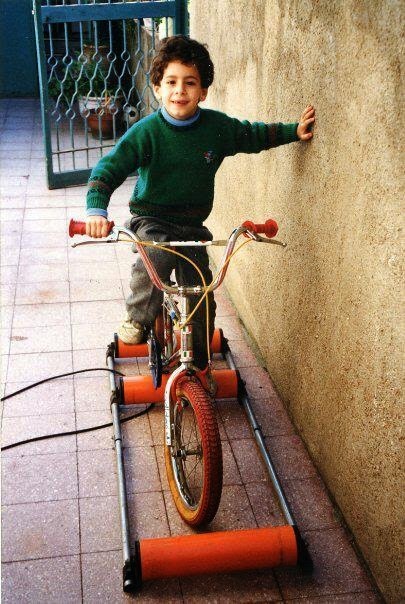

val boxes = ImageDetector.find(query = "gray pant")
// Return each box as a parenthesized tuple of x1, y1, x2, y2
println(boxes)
(125, 216, 216, 369)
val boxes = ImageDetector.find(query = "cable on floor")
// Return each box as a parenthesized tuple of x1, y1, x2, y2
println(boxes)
(1, 367, 153, 451)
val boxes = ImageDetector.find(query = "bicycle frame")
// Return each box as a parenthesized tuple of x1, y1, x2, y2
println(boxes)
(72, 221, 285, 447)
(69, 219, 314, 590)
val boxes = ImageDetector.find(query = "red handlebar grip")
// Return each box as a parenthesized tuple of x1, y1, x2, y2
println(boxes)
(68, 219, 115, 237)
(242, 219, 278, 238)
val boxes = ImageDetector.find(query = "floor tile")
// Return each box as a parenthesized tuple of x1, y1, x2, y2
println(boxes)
(214, 290, 238, 317)
(15, 281, 70, 305)
(0, 208, 24, 222)
(2, 378, 74, 417)
(5, 350, 72, 382)
(275, 527, 373, 600)
(147, 405, 165, 446)
(78, 447, 117, 498)
(283, 592, 382, 603)
(20, 230, 68, 248)
(24, 207, 66, 221)
(25, 195, 68, 208)
(22, 219, 67, 234)
(121, 409, 153, 448)
(79, 491, 170, 553)
(264, 434, 318, 482)
(76, 410, 115, 451)
(238, 365, 278, 398)
(155, 444, 170, 492)
(72, 321, 120, 350)
(230, 437, 270, 484)
(1, 354, 9, 384)
(217, 315, 246, 340)
(2, 451, 78, 504)
(222, 440, 243, 486)
(210, 484, 258, 532)
(68, 243, 118, 263)
(10, 324, 72, 354)
(73, 348, 125, 375)
(1, 247, 20, 266)
(73, 375, 112, 412)
(2, 499, 80, 562)
(1, 555, 82, 604)
(12, 302, 70, 327)
(70, 299, 124, 324)
(19, 246, 68, 265)
(250, 395, 296, 436)
(1, 412, 76, 457)
(180, 568, 282, 603)
(245, 481, 286, 527)
(70, 278, 124, 302)
(0, 265, 18, 284)
(1, 283, 16, 306)
(68, 261, 120, 281)
(18, 262, 69, 283)
(282, 476, 339, 531)
(81, 550, 183, 603)
(1, 232, 22, 249)
(0, 195, 26, 209)
(127, 490, 171, 540)
(79, 495, 123, 553)
(0, 304, 13, 329)
(124, 445, 162, 494)
(218, 398, 253, 439)
(164, 484, 257, 537)
(1, 327, 11, 354)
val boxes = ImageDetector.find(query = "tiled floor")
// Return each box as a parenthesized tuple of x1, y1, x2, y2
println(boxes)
(1, 99, 382, 603)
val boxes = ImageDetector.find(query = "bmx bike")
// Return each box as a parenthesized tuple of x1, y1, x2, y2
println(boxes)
(69, 218, 311, 592)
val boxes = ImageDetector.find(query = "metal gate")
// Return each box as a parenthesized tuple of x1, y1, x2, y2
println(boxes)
(33, 0, 188, 189)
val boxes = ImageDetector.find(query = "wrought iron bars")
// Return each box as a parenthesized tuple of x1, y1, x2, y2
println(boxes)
(33, 0, 187, 188)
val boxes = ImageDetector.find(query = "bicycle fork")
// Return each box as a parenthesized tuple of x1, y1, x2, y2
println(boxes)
(164, 293, 194, 447)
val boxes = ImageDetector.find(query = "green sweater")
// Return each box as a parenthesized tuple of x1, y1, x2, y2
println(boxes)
(87, 108, 299, 226)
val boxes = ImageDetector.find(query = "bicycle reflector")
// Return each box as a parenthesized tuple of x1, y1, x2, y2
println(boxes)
(242, 219, 278, 238)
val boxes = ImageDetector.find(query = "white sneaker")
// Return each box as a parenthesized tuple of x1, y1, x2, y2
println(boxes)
(117, 314, 144, 344)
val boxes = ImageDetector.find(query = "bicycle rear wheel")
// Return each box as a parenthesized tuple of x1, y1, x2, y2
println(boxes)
(164, 377, 223, 526)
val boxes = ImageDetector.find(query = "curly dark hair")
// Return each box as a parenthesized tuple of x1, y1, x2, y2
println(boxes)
(150, 35, 214, 88)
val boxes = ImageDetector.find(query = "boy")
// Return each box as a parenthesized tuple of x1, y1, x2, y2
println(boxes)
(85, 35, 315, 369)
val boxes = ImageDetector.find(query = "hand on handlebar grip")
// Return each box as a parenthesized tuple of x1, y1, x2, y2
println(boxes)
(69, 219, 115, 238)
(242, 219, 278, 238)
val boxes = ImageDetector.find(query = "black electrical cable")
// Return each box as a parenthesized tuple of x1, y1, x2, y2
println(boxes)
(0, 367, 153, 451)
(0, 367, 125, 402)
(1, 405, 154, 451)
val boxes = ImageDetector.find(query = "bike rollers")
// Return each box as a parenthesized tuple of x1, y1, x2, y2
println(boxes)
(114, 326, 223, 359)
(106, 333, 312, 593)
(119, 369, 239, 404)
(114, 327, 239, 403)
(124, 525, 310, 590)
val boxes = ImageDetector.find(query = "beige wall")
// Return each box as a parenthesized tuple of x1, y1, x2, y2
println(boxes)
(191, 1, 404, 601)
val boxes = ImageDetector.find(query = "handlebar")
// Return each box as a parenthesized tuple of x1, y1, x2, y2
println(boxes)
(242, 219, 278, 238)
(68, 217, 285, 295)
(69, 218, 278, 240)
(69, 219, 115, 237)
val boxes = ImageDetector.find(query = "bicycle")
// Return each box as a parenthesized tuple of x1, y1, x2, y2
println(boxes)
(69, 217, 285, 527)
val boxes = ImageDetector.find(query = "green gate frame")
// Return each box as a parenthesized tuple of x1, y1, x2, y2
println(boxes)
(32, 0, 188, 189)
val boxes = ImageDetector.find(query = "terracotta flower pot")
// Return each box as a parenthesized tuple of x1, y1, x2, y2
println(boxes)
(87, 108, 115, 139)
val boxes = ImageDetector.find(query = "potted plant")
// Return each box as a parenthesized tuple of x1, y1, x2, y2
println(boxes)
(48, 59, 122, 138)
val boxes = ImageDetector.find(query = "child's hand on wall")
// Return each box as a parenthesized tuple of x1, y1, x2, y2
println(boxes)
(297, 105, 316, 141)
(86, 215, 109, 238)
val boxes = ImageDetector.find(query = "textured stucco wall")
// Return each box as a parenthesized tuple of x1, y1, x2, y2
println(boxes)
(190, 1, 404, 601)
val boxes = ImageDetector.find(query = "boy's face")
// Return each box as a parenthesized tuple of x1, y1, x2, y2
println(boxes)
(153, 61, 208, 120)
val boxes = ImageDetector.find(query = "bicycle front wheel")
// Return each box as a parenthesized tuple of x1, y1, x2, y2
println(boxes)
(164, 378, 223, 526)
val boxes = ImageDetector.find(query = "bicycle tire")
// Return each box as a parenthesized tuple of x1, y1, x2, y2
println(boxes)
(164, 377, 223, 526)
(149, 334, 162, 389)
